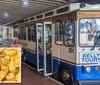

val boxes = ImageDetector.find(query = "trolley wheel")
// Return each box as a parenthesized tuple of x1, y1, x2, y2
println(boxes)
(57, 67, 73, 85)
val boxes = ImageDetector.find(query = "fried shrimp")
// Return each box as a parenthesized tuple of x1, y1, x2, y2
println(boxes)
(0, 48, 21, 83)
(0, 48, 4, 53)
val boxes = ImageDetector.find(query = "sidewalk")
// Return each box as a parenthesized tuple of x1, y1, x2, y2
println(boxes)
(0, 64, 62, 85)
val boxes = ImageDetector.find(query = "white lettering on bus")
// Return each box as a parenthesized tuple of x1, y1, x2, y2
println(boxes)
(81, 53, 100, 62)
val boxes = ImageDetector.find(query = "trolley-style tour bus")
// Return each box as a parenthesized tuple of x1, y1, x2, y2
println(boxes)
(13, 3, 100, 85)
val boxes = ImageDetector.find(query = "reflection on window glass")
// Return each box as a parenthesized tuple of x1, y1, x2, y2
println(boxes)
(55, 19, 63, 45)
(45, 24, 51, 42)
(79, 18, 100, 46)
(45, 24, 52, 52)
(64, 18, 75, 46)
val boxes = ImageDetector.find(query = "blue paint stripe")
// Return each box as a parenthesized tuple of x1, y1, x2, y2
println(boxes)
(23, 48, 100, 81)
(53, 57, 100, 81)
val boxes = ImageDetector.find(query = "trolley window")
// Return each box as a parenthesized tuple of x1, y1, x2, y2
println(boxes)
(13, 27, 16, 37)
(79, 18, 100, 46)
(37, 24, 43, 42)
(55, 19, 63, 45)
(18, 25, 20, 39)
(20, 25, 24, 40)
(64, 18, 75, 46)
(13, 26, 19, 38)
(28, 25, 32, 41)
(18, 26, 20, 39)
(23, 24, 26, 40)
(31, 24, 36, 41)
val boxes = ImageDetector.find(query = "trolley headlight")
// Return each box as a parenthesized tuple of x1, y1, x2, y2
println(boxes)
(86, 66, 91, 73)
(95, 66, 99, 71)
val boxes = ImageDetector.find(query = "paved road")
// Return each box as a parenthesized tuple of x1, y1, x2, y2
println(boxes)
(0, 39, 13, 47)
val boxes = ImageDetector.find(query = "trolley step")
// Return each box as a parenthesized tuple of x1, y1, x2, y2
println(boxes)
(79, 81, 100, 85)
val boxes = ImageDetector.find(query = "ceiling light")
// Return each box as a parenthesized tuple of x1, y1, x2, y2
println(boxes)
(23, 0, 28, 6)
(4, 12, 8, 17)
(24, 1, 28, 5)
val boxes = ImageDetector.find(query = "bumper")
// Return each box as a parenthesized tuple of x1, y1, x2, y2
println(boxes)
(79, 81, 100, 85)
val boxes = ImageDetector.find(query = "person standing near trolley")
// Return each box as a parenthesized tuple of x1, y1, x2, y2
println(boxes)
(10, 37, 23, 55)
